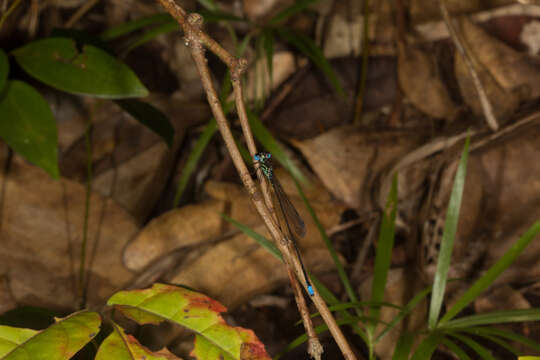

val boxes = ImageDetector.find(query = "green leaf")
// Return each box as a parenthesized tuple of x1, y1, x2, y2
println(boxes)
(220, 213, 282, 261)
(96, 322, 179, 359)
(448, 332, 495, 360)
(100, 13, 173, 40)
(173, 119, 217, 206)
(115, 99, 174, 147)
(440, 220, 540, 325)
(376, 285, 432, 342)
(441, 337, 471, 360)
(429, 135, 470, 328)
(466, 327, 540, 353)
(122, 21, 180, 55)
(392, 333, 414, 360)
(0, 311, 100, 359)
(261, 30, 274, 82)
(0, 80, 59, 178)
(276, 28, 344, 96)
(442, 309, 540, 329)
(13, 38, 148, 99)
(0, 49, 8, 92)
(108, 283, 270, 360)
(246, 107, 306, 184)
(369, 174, 398, 330)
(199, 9, 245, 23)
(269, 0, 320, 25)
(410, 332, 443, 360)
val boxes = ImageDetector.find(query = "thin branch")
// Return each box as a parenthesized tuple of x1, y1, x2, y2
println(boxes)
(439, 0, 498, 131)
(155, 2, 357, 359)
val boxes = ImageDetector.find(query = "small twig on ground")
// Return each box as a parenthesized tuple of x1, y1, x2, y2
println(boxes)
(439, 0, 498, 131)
(65, 0, 99, 28)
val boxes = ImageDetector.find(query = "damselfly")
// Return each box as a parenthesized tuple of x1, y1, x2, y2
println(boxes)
(254, 152, 314, 296)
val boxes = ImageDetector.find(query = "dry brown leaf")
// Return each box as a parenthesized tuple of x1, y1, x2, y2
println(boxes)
(459, 17, 540, 99)
(0, 151, 137, 310)
(59, 97, 209, 223)
(292, 126, 427, 209)
(124, 175, 344, 306)
(475, 285, 530, 313)
(398, 44, 459, 119)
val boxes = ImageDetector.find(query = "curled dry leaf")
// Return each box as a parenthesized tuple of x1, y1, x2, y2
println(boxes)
(458, 17, 540, 100)
(454, 17, 528, 122)
(292, 125, 427, 209)
(398, 43, 458, 119)
(124, 175, 343, 307)
(0, 150, 137, 310)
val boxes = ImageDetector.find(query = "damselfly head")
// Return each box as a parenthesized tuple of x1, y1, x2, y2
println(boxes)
(254, 152, 271, 162)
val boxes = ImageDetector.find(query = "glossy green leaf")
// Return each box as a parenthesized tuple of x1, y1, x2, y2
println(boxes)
(0, 49, 8, 92)
(448, 332, 495, 360)
(0, 311, 100, 359)
(108, 283, 270, 360)
(96, 322, 179, 360)
(392, 333, 414, 360)
(100, 13, 173, 40)
(429, 135, 470, 328)
(369, 174, 398, 331)
(115, 99, 174, 147)
(440, 220, 540, 325)
(13, 38, 148, 98)
(269, 0, 320, 25)
(0, 80, 59, 178)
(276, 28, 344, 96)
(173, 119, 217, 206)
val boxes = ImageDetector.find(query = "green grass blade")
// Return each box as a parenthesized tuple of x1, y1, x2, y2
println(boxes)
(440, 220, 540, 325)
(276, 28, 344, 96)
(369, 174, 398, 331)
(448, 332, 495, 360)
(246, 108, 306, 184)
(392, 333, 414, 360)
(220, 213, 282, 261)
(100, 13, 173, 40)
(376, 285, 432, 342)
(429, 135, 470, 329)
(261, 29, 274, 82)
(269, 0, 320, 25)
(465, 327, 540, 353)
(442, 309, 540, 329)
(122, 21, 180, 55)
(442, 337, 472, 360)
(275, 318, 368, 360)
(292, 177, 359, 306)
(411, 332, 444, 360)
(173, 119, 217, 206)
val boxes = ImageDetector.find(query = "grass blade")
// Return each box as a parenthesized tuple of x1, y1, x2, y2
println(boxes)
(440, 220, 540, 325)
(429, 135, 470, 329)
(448, 332, 495, 360)
(442, 337, 471, 360)
(410, 332, 444, 360)
(276, 28, 344, 96)
(442, 309, 540, 329)
(269, 0, 320, 25)
(392, 333, 414, 360)
(465, 327, 540, 353)
(369, 174, 398, 331)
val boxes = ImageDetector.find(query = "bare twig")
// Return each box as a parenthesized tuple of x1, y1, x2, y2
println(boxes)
(65, 0, 99, 28)
(155, 1, 357, 358)
(439, 0, 498, 131)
